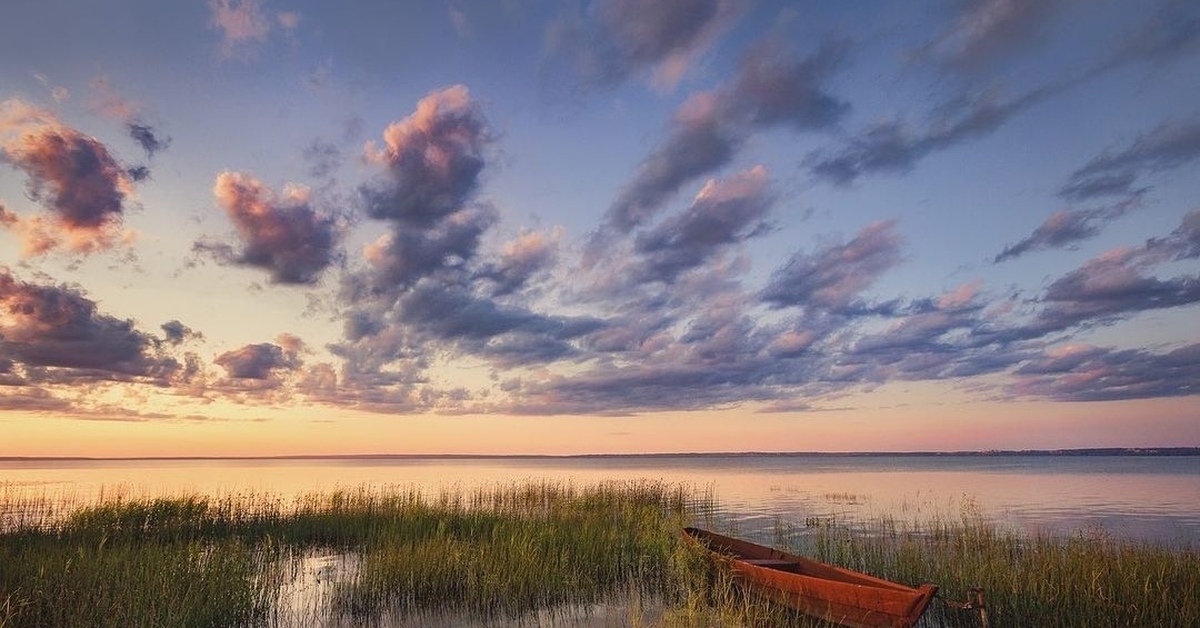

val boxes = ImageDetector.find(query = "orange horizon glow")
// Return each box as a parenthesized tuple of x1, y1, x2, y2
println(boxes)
(6, 392, 1197, 459)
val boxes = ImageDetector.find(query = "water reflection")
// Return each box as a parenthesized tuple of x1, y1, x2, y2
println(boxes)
(3, 454, 1198, 543)
(269, 550, 668, 628)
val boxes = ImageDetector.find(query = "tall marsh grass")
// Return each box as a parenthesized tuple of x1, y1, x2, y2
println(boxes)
(2, 482, 1197, 627)
(801, 513, 1200, 628)
(0, 481, 712, 627)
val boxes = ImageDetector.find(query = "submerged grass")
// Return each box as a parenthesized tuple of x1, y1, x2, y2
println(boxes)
(1, 482, 1197, 627)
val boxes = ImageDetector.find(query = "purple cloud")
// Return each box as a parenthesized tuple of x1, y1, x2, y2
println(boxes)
(601, 94, 740, 239)
(546, 0, 744, 89)
(730, 37, 852, 130)
(597, 38, 849, 243)
(358, 203, 496, 293)
(161, 320, 202, 345)
(761, 221, 904, 312)
(1026, 211, 1200, 332)
(204, 171, 341, 285)
(127, 121, 170, 158)
(1012, 343, 1200, 401)
(630, 165, 773, 283)
(480, 229, 561, 296)
(0, 268, 177, 382)
(505, 349, 787, 416)
(1159, 208, 1200, 259)
(994, 198, 1139, 262)
(394, 281, 601, 362)
(1111, 0, 1200, 66)
(335, 86, 605, 393)
(358, 86, 490, 228)
(336, 88, 506, 383)
(0, 99, 136, 253)
(214, 338, 302, 380)
(1060, 116, 1200, 201)
(808, 85, 1050, 186)
(913, 0, 1072, 70)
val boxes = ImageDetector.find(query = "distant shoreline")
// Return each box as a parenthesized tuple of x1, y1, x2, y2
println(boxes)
(3, 447, 1198, 462)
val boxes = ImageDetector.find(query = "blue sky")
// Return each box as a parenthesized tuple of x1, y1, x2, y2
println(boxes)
(1, 0, 1198, 455)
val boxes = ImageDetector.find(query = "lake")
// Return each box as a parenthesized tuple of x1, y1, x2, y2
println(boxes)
(4, 453, 1198, 545)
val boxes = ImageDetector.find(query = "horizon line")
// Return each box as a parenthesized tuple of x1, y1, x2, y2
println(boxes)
(3, 446, 1198, 462)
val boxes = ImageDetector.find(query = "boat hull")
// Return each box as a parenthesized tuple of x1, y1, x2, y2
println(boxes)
(682, 527, 937, 628)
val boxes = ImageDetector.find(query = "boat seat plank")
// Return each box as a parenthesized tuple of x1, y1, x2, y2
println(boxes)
(743, 558, 799, 568)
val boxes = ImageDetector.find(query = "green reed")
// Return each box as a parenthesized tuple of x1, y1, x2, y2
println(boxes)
(0, 481, 713, 628)
(800, 513, 1200, 628)
(0, 534, 272, 628)
(329, 481, 697, 621)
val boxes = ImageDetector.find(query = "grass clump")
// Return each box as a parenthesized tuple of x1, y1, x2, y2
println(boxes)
(328, 481, 695, 621)
(0, 535, 271, 628)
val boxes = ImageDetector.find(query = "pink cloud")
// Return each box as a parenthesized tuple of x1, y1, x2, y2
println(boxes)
(937, 280, 983, 310)
(207, 171, 340, 284)
(0, 99, 137, 255)
(209, 0, 298, 58)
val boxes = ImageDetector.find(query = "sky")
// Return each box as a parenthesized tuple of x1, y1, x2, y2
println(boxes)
(1, 0, 1198, 457)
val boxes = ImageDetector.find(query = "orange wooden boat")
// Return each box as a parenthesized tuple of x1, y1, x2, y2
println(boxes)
(682, 527, 938, 628)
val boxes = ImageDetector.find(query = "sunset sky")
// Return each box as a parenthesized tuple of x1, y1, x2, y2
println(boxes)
(2, 0, 1198, 457)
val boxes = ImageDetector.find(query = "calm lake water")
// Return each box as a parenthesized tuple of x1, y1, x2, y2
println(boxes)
(3, 454, 1198, 544)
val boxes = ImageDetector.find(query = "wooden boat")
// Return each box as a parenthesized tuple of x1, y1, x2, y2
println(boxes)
(682, 527, 938, 628)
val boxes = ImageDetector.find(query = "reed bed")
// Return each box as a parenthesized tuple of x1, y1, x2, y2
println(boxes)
(0, 481, 716, 627)
(2, 482, 1197, 628)
(334, 483, 682, 618)
(797, 514, 1200, 628)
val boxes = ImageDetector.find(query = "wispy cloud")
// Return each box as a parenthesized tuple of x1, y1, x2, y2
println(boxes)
(1029, 211, 1200, 332)
(1059, 115, 1200, 201)
(912, 0, 1073, 71)
(994, 197, 1140, 262)
(479, 228, 562, 296)
(761, 221, 904, 313)
(546, 0, 745, 90)
(209, 0, 297, 59)
(89, 77, 171, 161)
(1108, 0, 1200, 67)
(629, 164, 773, 284)
(1012, 342, 1200, 401)
(591, 37, 848, 254)
(808, 84, 1051, 186)
(127, 122, 170, 158)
